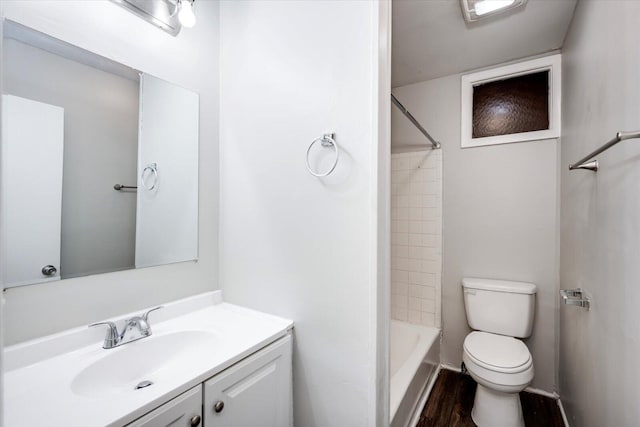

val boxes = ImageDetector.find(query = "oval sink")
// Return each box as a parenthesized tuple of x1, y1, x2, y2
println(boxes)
(71, 331, 217, 398)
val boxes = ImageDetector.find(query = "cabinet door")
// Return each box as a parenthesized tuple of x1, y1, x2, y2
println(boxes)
(203, 334, 292, 427)
(127, 385, 203, 427)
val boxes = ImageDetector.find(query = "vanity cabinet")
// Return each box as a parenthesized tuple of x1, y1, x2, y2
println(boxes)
(125, 334, 292, 427)
(203, 334, 293, 427)
(127, 386, 203, 427)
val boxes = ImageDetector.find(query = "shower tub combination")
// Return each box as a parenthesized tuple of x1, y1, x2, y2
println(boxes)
(390, 320, 440, 427)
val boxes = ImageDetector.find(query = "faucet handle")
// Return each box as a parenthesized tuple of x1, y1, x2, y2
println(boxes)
(142, 306, 164, 322)
(89, 321, 119, 349)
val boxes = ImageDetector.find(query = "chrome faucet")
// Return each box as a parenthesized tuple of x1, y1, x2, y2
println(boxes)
(89, 306, 163, 349)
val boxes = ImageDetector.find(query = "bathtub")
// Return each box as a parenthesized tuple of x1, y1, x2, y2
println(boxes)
(390, 320, 440, 427)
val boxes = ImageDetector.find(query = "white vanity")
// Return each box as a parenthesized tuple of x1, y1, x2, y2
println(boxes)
(3, 291, 294, 427)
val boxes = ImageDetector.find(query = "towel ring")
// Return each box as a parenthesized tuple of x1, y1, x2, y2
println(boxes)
(141, 163, 158, 190)
(306, 133, 339, 177)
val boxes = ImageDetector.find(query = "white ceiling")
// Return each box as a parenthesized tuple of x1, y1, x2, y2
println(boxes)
(392, 0, 577, 88)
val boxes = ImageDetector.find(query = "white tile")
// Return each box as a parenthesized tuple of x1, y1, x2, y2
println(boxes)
(408, 309, 421, 324)
(392, 282, 408, 296)
(422, 285, 436, 299)
(409, 221, 423, 234)
(422, 299, 436, 313)
(408, 259, 421, 272)
(423, 274, 436, 287)
(422, 208, 439, 220)
(396, 257, 409, 271)
(409, 195, 422, 208)
(408, 234, 421, 247)
(408, 284, 422, 298)
(392, 245, 409, 258)
(396, 220, 409, 233)
(409, 297, 421, 311)
(408, 271, 422, 285)
(420, 312, 435, 327)
(396, 195, 409, 208)
(391, 269, 408, 282)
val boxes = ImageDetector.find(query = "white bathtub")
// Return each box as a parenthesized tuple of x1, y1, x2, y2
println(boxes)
(390, 320, 440, 427)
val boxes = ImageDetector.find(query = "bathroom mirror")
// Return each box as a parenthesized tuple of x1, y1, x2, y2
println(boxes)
(1, 21, 199, 288)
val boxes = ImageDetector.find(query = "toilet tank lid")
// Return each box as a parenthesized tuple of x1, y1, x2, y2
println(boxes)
(462, 277, 537, 294)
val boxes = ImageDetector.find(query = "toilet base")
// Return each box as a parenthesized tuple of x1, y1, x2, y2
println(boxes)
(471, 384, 524, 427)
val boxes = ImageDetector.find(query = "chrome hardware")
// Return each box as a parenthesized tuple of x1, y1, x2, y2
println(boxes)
(560, 288, 591, 310)
(570, 160, 598, 172)
(391, 94, 441, 149)
(89, 321, 120, 349)
(114, 184, 137, 191)
(141, 162, 158, 190)
(190, 415, 202, 426)
(213, 401, 224, 413)
(135, 380, 153, 390)
(89, 306, 163, 349)
(569, 130, 640, 171)
(41, 265, 57, 276)
(306, 133, 340, 177)
(142, 305, 163, 322)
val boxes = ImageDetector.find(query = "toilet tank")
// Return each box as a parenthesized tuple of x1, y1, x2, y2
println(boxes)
(462, 278, 537, 338)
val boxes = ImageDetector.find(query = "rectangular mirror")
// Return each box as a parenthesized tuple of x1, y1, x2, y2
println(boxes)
(1, 21, 199, 288)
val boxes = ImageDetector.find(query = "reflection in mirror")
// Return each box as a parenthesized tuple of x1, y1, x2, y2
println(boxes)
(1, 21, 199, 288)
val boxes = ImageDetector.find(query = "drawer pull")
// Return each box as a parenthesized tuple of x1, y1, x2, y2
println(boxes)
(189, 415, 201, 426)
(214, 401, 225, 413)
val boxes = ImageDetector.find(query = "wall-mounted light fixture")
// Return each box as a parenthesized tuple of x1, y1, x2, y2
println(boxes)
(110, 0, 196, 36)
(460, 0, 527, 22)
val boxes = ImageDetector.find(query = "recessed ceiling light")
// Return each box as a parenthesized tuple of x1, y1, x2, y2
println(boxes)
(460, 0, 528, 22)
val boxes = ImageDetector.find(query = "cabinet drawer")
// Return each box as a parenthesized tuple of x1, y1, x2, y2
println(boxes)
(127, 385, 203, 427)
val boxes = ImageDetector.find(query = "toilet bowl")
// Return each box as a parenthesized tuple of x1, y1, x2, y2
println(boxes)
(463, 331, 534, 427)
(461, 278, 537, 427)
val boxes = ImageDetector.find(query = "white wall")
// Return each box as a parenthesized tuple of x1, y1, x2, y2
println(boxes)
(392, 70, 559, 392)
(219, 1, 386, 425)
(390, 151, 442, 327)
(560, 1, 640, 425)
(3, 38, 139, 279)
(0, 0, 219, 345)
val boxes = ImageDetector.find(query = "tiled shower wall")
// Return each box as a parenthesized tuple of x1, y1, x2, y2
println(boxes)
(391, 150, 442, 327)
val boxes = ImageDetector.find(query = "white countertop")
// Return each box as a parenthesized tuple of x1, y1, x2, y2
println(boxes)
(3, 291, 293, 427)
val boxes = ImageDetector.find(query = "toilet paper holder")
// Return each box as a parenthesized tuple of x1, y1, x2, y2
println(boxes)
(560, 288, 591, 310)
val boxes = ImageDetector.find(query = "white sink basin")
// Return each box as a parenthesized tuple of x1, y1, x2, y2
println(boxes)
(71, 330, 217, 398)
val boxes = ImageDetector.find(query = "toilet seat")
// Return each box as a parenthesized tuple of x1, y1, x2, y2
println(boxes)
(463, 331, 532, 374)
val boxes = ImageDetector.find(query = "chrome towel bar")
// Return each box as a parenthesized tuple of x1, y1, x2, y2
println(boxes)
(569, 130, 640, 171)
(114, 184, 137, 191)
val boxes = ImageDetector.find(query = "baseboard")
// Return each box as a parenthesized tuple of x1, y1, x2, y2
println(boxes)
(557, 398, 570, 427)
(523, 386, 559, 399)
(440, 362, 461, 373)
(408, 365, 441, 427)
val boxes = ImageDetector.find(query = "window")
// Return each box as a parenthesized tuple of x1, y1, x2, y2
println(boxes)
(461, 54, 561, 148)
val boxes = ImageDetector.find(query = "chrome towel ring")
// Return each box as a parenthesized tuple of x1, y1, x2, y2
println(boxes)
(306, 133, 339, 177)
(141, 162, 158, 190)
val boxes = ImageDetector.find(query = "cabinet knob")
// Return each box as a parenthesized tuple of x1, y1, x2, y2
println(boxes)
(189, 415, 201, 426)
(214, 400, 225, 413)
(41, 265, 57, 276)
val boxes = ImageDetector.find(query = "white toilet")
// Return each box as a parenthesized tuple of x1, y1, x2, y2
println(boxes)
(461, 277, 537, 427)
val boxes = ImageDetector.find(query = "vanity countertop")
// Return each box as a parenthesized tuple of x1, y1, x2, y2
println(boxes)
(3, 291, 293, 427)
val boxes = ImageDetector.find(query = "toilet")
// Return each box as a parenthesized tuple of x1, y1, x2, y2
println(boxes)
(461, 278, 537, 427)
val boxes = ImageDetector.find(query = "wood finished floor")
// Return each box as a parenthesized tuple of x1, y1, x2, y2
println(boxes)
(416, 369, 564, 427)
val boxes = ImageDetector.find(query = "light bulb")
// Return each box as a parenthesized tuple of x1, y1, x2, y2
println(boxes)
(178, 0, 196, 28)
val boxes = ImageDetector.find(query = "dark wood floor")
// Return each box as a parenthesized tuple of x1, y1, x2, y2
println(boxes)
(416, 369, 564, 427)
